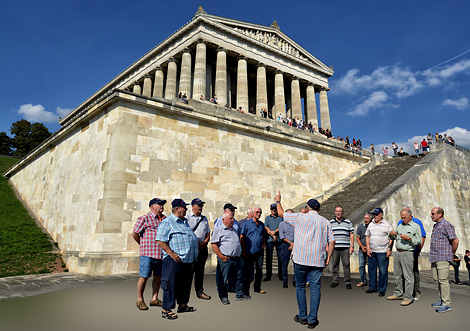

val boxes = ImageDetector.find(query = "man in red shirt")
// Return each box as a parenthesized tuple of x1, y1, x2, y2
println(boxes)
(420, 139, 429, 155)
(132, 198, 167, 310)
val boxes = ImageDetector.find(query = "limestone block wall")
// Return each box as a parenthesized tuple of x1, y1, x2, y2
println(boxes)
(6, 91, 369, 275)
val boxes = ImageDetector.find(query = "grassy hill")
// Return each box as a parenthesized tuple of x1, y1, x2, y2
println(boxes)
(0, 156, 64, 277)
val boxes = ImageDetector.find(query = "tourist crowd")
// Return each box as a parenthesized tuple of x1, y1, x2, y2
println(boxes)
(132, 193, 467, 325)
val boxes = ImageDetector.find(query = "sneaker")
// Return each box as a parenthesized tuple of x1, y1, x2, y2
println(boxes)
(431, 301, 442, 308)
(330, 282, 339, 288)
(254, 289, 266, 294)
(436, 305, 451, 313)
(235, 294, 251, 301)
(400, 299, 413, 306)
(346, 284, 352, 290)
(294, 315, 308, 325)
(413, 292, 420, 301)
(220, 297, 230, 305)
(283, 282, 288, 288)
(387, 295, 403, 300)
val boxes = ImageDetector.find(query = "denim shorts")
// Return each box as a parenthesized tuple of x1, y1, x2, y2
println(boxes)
(139, 256, 163, 278)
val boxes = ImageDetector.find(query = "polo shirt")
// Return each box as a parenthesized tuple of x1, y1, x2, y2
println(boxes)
(356, 223, 368, 247)
(241, 219, 265, 255)
(365, 219, 393, 253)
(265, 215, 283, 243)
(329, 218, 354, 248)
(211, 223, 241, 257)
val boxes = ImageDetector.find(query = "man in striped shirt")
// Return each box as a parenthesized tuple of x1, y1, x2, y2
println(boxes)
(275, 191, 335, 329)
(329, 206, 354, 290)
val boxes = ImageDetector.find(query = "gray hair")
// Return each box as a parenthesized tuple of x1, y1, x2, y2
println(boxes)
(253, 206, 262, 213)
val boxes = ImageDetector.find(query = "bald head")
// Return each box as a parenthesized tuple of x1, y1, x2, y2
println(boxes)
(222, 211, 234, 228)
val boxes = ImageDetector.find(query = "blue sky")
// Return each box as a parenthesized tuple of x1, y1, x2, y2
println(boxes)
(1, 0, 470, 153)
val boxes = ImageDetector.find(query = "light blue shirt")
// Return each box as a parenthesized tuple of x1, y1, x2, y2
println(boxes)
(211, 223, 241, 257)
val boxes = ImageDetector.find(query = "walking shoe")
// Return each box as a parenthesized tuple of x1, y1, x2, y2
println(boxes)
(220, 297, 230, 305)
(263, 277, 271, 282)
(330, 282, 339, 288)
(413, 292, 420, 301)
(435, 305, 451, 313)
(254, 289, 266, 294)
(400, 299, 413, 306)
(387, 295, 403, 300)
(308, 320, 320, 329)
(346, 284, 352, 290)
(197, 292, 211, 300)
(378, 292, 385, 297)
(431, 301, 442, 308)
(365, 289, 378, 294)
(235, 294, 251, 301)
(150, 298, 163, 306)
(283, 282, 288, 288)
(136, 300, 149, 310)
(294, 315, 308, 325)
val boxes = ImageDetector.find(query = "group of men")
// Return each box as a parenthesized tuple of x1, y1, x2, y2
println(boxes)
(132, 193, 460, 326)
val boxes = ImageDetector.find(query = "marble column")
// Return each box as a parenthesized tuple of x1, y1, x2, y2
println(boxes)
(215, 48, 227, 106)
(142, 74, 152, 97)
(193, 40, 206, 100)
(256, 64, 268, 114)
(153, 67, 164, 98)
(133, 81, 141, 95)
(179, 48, 192, 97)
(274, 71, 285, 117)
(319, 87, 331, 130)
(306, 84, 318, 129)
(164, 58, 177, 100)
(291, 78, 302, 121)
(236, 56, 248, 112)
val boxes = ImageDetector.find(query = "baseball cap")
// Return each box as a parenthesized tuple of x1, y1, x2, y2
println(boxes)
(223, 203, 237, 210)
(149, 198, 167, 207)
(371, 207, 383, 215)
(270, 203, 277, 210)
(191, 198, 205, 205)
(171, 199, 189, 208)
(307, 199, 320, 209)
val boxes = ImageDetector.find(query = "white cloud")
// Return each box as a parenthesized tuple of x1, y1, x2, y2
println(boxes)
(347, 91, 388, 116)
(441, 127, 470, 149)
(442, 97, 469, 110)
(18, 104, 58, 123)
(423, 59, 470, 85)
(56, 107, 72, 117)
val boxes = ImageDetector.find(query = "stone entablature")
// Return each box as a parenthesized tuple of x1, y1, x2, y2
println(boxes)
(6, 90, 366, 275)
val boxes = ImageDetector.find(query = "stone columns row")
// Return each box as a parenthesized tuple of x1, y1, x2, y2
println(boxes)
(129, 40, 331, 130)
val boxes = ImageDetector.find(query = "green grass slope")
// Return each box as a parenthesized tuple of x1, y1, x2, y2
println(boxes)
(0, 156, 63, 277)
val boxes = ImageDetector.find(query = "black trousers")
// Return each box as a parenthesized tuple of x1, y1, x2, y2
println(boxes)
(193, 246, 208, 295)
(161, 256, 193, 310)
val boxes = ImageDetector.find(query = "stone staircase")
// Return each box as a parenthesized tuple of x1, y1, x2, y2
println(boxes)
(317, 155, 421, 222)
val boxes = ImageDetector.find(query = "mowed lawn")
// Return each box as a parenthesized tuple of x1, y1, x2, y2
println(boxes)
(0, 156, 63, 277)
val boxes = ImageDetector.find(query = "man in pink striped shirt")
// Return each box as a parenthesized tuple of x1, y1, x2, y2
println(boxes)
(275, 191, 335, 329)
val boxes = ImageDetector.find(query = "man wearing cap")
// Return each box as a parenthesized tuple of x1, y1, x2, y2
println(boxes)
(211, 212, 250, 304)
(263, 203, 284, 282)
(329, 205, 354, 290)
(241, 206, 267, 295)
(132, 198, 167, 310)
(275, 192, 335, 329)
(187, 198, 211, 300)
(214, 203, 240, 231)
(387, 208, 422, 306)
(156, 199, 199, 320)
(365, 208, 394, 297)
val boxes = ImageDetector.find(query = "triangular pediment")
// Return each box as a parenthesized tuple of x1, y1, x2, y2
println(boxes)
(196, 12, 333, 75)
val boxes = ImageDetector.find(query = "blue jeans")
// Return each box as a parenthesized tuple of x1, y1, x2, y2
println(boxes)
(294, 263, 323, 324)
(368, 252, 389, 292)
(358, 251, 368, 284)
(216, 257, 244, 298)
(281, 242, 292, 282)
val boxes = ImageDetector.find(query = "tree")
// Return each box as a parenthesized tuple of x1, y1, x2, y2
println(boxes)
(10, 120, 52, 157)
(0, 131, 12, 155)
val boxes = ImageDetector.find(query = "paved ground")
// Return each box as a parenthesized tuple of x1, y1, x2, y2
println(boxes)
(0, 269, 469, 331)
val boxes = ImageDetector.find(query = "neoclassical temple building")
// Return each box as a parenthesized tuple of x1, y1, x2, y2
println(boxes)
(61, 6, 333, 131)
(5, 8, 370, 274)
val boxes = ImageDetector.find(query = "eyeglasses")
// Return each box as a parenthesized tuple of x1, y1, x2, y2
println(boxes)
(431, 213, 437, 215)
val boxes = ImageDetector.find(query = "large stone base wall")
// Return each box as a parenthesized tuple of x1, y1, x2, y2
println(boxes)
(6, 91, 369, 275)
